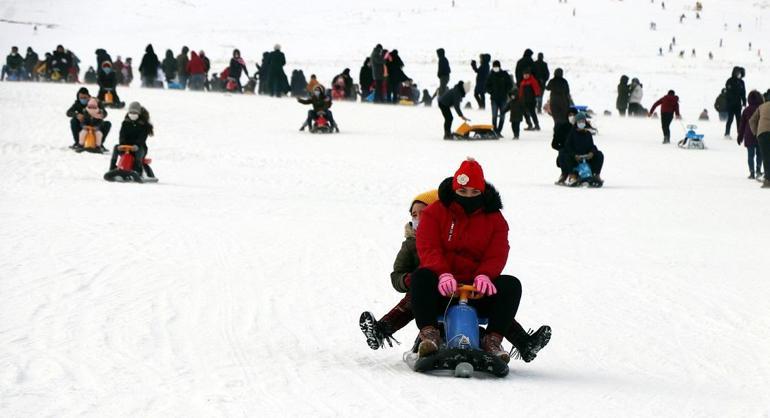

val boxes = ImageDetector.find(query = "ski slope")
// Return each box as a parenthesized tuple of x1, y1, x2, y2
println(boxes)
(2, 1, 770, 417)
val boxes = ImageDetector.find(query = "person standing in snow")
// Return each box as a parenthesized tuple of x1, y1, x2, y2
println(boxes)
(616, 75, 630, 117)
(228, 49, 249, 93)
(186, 51, 206, 90)
(649, 90, 681, 144)
(176, 46, 190, 89)
(532, 53, 550, 114)
(724, 66, 747, 138)
(268, 44, 288, 97)
(738, 91, 764, 179)
(519, 70, 541, 130)
(438, 81, 471, 139)
(515, 49, 535, 86)
(436, 48, 451, 96)
(138, 44, 160, 88)
(748, 98, 770, 187)
(161, 50, 178, 85)
(471, 53, 491, 109)
(503, 88, 524, 139)
(485, 60, 513, 136)
(359, 57, 373, 100)
(547, 68, 572, 148)
(714, 88, 728, 121)
(628, 78, 645, 116)
(370, 44, 386, 103)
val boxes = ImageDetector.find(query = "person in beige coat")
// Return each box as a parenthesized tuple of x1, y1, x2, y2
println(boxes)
(749, 101, 770, 187)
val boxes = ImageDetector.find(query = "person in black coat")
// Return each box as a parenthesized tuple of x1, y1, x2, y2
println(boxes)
(290, 70, 308, 97)
(95, 49, 112, 75)
(359, 58, 373, 100)
(438, 81, 470, 139)
(65, 87, 111, 149)
(161, 49, 178, 83)
(84, 67, 97, 84)
(515, 49, 535, 85)
(532, 53, 550, 114)
(50, 45, 72, 80)
(503, 88, 524, 139)
(138, 44, 160, 88)
(24, 47, 38, 80)
(557, 113, 603, 184)
(386, 50, 408, 103)
(547, 68, 573, 148)
(228, 49, 249, 92)
(724, 66, 747, 137)
(97, 61, 123, 107)
(485, 60, 514, 135)
(616, 75, 630, 117)
(437, 48, 451, 96)
(109, 101, 155, 177)
(268, 44, 287, 97)
(471, 53, 491, 109)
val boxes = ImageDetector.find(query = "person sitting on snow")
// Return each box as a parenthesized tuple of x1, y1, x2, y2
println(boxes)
(108, 102, 155, 178)
(97, 61, 124, 107)
(66, 87, 111, 150)
(557, 112, 604, 186)
(297, 85, 339, 132)
(359, 188, 551, 362)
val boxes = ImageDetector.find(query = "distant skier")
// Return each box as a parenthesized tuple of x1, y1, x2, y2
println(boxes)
(437, 80, 471, 139)
(649, 90, 681, 144)
(724, 66, 747, 138)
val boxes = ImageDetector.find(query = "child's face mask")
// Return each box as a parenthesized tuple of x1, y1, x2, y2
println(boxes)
(79, 98, 89, 105)
(577, 121, 586, 129)
(492, 67, 500, 72)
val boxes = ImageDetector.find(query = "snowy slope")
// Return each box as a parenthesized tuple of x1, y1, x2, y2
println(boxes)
(2, 1, 770, 417)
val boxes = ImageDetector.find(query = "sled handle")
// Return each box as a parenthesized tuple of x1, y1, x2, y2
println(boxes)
(455, 285, 483, 302)
(117, 145, 138, 152)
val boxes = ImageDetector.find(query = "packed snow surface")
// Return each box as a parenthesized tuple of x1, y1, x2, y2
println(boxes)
(2, 0, 770, 417)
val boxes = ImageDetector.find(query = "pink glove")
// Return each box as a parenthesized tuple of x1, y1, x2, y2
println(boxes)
(438, 273, 457, 297)
(473, 275, 497, 296)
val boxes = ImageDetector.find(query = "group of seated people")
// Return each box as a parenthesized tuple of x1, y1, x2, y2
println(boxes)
(554, 108, 604, 186)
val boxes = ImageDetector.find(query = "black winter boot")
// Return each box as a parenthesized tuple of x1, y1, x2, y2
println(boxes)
(359, 312, 399, 350)
(508, 325, 552, 363)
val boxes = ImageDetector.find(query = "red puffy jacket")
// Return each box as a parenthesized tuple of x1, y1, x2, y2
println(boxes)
(187, 52, 206, 75)
(416, 179, 509, 282)
(650, 94, 680, 116)
(519, 77, 542, 99)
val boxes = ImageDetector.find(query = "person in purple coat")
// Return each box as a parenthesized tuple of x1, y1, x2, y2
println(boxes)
(738, 90, 765, 179)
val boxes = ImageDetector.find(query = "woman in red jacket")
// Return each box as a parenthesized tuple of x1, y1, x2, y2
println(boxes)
(411, 158, 546, 363)
(649, 90, 681, 144)
(186, 51, 206, 90)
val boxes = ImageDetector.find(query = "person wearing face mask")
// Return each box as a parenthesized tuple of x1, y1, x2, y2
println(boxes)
(66, 87, 111, 150)
(97, 61, 124, 108)
(410, 158, 551, 363)
(76, 98, 106, 150)
(485, 60, 514, 137)
(297, 85, 339, 132)
(359, 190, 439, 350)
(724, 66, 747, 138)
(558, 112, 604, 186)
(108, 102, 155, 179)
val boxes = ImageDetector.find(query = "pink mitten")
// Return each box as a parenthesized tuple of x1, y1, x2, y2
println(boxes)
(473, 275, 497, 296)
(438, 273, 457, 297)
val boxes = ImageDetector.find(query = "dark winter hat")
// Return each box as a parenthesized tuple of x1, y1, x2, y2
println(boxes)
(575, 112, 588, 122)
(492, 60, 501, 67)
(668, 90, 675, 95)
(128, 102, 142, 114)
(554, 68, 563, 78)
(452, 157, 486, 192)
(77, 87, 90, 96)
(524, 49, 533, 56)
(436, 48, 445, 55)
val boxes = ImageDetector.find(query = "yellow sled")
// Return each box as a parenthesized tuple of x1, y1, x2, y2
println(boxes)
(452, 122, 500, 140)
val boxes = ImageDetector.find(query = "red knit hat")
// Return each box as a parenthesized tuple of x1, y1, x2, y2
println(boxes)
(452, 157, 485, 192)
